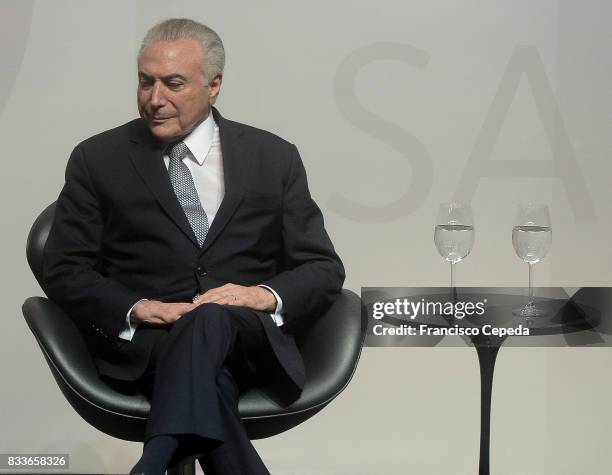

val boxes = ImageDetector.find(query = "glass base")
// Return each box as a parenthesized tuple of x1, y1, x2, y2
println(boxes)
(512, 302, 547, 317)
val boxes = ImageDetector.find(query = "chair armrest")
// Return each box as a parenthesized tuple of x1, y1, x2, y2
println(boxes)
(240, 288, 365, 416)
(297, 289, 365, 403)
(22, 296, 150, 418)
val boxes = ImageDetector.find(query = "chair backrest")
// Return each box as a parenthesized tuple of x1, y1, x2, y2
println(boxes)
(26, 202, 56, 288)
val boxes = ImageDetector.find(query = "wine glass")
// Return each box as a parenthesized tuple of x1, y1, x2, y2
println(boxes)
(512, 203, 552, 317)
(434, 203, 475, 292)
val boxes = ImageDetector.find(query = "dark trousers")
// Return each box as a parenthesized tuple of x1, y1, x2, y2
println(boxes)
(128, 303, 286, 475)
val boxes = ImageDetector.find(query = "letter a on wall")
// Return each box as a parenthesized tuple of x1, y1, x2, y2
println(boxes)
(454, 45, 596, 221)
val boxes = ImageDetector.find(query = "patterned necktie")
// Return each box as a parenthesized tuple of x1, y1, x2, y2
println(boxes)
(167, 141, 209, 246)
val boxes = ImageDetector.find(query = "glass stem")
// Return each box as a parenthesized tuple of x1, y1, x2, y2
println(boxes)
(450, 262, 455, 289)
(528, 262, 534, 306)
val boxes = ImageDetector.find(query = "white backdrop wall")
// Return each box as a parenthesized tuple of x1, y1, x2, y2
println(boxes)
(2, 1, 611, 473)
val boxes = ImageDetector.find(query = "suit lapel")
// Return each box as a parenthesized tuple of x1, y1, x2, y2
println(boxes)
(127, 122, 200, 247)
(199, 108, 252, 254)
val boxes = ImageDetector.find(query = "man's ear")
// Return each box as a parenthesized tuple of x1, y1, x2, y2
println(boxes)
(209, 75, 222, 104)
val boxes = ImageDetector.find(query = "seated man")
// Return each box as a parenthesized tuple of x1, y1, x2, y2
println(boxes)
(42, 18, 344, 475)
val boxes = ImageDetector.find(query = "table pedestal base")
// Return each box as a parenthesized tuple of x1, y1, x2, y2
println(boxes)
(476, 344, 502, 475)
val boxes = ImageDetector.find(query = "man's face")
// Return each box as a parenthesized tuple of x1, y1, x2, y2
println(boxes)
(137, 38, 221, 143)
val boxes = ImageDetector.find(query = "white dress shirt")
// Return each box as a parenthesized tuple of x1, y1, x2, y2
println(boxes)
(119, 113, 284, 341)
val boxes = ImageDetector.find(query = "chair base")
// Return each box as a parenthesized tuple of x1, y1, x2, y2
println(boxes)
(167, 461, 195, 475)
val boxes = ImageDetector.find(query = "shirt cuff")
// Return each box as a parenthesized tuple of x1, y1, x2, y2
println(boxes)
(118, 298, 147, 341)
(257, 285, 284, 326)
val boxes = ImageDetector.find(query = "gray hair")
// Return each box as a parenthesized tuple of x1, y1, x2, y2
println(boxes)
(139, 18, 225, 84)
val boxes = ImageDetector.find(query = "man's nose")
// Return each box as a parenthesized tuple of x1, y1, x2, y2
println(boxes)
(150, 82, 166, 107)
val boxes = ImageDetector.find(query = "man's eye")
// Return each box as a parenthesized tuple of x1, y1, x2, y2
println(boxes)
(139, 80, 153, 88)
(167, 82, 183, 89)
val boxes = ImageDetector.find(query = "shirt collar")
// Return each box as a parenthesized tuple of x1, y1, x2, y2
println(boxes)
(182, 112, 217, 165)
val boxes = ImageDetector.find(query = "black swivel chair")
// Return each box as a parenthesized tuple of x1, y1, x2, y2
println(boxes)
(23, 202, 364, 475)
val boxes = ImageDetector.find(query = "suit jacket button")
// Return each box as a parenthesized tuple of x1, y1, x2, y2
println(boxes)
(196, 266, 207, 277)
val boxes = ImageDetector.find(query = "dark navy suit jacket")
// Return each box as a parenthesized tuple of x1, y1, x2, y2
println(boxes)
(42, 107, 344, 394)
